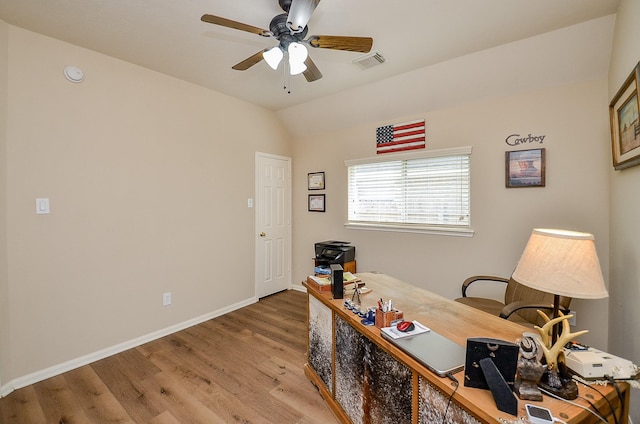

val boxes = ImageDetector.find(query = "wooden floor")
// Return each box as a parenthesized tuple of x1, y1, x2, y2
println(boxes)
(0, 290, 338, 424)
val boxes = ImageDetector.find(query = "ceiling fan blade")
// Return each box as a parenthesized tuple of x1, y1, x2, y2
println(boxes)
(303, 57, 322, 82)
(287, 0, 320, 33)
(308, 35, 373, 53)
(232, 51, 266, 71)
(201, 14, 272, 37)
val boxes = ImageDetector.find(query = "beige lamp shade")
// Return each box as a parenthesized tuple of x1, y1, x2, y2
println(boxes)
(512, 228, 608, 299)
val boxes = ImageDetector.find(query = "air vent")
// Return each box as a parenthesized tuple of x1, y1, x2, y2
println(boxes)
(351, 52, 386, 70)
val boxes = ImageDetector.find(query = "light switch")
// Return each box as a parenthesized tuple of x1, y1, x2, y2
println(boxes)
(247, 198, 254, 208)
(36, 198, 50, 215)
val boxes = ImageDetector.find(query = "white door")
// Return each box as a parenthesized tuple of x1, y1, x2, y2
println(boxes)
(255, 153, 291, 298)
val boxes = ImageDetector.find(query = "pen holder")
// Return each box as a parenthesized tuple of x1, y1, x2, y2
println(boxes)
(375, 309, 403, 328)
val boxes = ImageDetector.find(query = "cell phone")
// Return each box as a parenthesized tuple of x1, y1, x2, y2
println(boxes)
(525, 404, 554, 424)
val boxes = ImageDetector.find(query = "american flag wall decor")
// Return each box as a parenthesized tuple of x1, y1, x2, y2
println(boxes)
(376, 119, 426, 154)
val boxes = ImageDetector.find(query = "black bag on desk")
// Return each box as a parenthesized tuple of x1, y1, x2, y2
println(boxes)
(464, 337, 519, 390)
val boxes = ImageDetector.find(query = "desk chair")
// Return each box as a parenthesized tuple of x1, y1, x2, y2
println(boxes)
(454, 275, 572, 328)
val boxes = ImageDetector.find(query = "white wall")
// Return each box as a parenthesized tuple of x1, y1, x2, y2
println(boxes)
(292, 20, 614, 351)
(608, 0, 640, 421)
(2, 26, 291, 388)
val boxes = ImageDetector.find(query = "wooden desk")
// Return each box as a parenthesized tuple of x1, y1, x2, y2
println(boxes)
(303, 273, 629, 424)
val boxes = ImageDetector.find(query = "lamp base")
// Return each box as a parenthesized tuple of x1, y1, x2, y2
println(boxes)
(538, 364, 578, 400)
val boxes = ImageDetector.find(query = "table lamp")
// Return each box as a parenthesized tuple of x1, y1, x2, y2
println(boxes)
(512, 228, 608, 399)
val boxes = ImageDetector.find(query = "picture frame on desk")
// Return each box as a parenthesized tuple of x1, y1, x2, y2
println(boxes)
(309, 194, 325, 212)
(610, 61, 640, 170)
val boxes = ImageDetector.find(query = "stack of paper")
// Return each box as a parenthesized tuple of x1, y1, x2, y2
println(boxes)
(307, 275, 331, 292)
(343, 272, 361, 284)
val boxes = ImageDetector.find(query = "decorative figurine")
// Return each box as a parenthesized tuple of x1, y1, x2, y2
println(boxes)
(534, 310, 588, 400)
(514, 335, 544, 400)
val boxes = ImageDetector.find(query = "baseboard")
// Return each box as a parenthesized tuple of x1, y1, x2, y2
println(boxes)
(291, 283, 307, 293)
(0, 296, 258, 398)
(0, 381, 12, 398)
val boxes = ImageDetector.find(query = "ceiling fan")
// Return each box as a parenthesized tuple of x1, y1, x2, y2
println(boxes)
(201, 0, 373, 82)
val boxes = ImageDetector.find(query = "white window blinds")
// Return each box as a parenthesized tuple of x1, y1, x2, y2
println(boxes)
(346, 147, 471, 233)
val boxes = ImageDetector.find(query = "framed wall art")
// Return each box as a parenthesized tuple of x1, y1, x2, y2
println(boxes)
(308, 172, 325, 190)
(309, 194, 326, 212)
(505, 148, 546, 188)
(610, 62, 640, 170)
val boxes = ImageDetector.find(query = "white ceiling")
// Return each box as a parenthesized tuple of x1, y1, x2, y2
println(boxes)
(0, 0, 620, 112)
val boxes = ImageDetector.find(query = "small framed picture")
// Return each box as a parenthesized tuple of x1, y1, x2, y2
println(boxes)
(308, 194, 325, 212)
(610, 62, 640, 170)
(506, 148, 546, 188)
(308, 172, 325, 190)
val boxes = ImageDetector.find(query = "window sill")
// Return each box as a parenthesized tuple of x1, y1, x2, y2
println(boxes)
(344, 222, 475, 237)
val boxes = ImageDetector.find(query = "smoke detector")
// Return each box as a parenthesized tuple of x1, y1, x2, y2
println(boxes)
(63, 66, 84, 83)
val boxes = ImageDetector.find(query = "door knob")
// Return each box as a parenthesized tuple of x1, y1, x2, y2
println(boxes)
(260, 232, 266, 237)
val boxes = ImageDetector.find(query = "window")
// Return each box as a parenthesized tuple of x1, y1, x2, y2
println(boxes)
(345, 147, 473, 236)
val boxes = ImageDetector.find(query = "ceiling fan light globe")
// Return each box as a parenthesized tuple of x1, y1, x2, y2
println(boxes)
(288, 42, 308, 64)
(289, 61, 307, 75)
(263, 47, 284, 70)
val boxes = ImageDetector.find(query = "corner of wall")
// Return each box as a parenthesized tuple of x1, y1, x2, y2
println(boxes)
(0, 17, 11, 391)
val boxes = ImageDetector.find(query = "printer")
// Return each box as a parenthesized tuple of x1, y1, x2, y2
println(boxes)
(315, 240, 355, 266)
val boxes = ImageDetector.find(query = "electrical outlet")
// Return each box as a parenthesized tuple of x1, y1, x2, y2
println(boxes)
(568, 310, 576, 326)
(163, 292, 172, 306)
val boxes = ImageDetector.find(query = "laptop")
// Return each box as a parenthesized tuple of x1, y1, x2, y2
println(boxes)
(381, 329, 465, 377)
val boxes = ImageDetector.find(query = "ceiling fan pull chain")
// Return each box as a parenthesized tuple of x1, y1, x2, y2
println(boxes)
(282, 59, 287, 92)
(283, 57, 292, 94)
